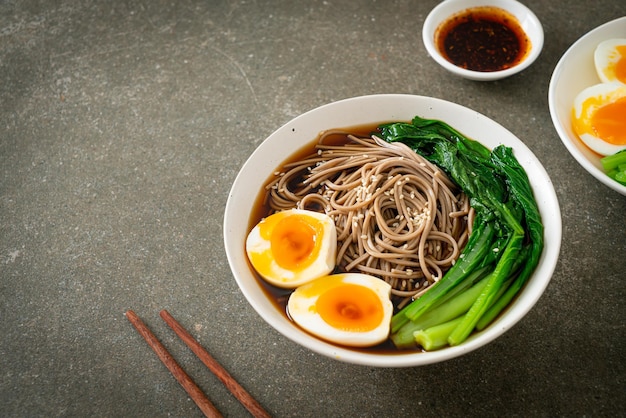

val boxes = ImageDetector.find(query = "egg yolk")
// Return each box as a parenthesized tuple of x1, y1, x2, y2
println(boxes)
(315, 284, 384, 332)
(266, 215, 321, 270)
(588, 96, 626, 145)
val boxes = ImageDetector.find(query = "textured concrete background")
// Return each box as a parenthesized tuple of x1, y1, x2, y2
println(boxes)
(1, 1, 624, 417)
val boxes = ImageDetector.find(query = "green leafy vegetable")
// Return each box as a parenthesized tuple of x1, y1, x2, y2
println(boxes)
(378, 116, 544, 350)
(390, 268, 492, 349)
(415, 317, 465, 351)
(601, 149, 626, 186)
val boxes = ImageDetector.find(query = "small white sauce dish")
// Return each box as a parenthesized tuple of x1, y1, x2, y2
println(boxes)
(423, 0, 544, 81)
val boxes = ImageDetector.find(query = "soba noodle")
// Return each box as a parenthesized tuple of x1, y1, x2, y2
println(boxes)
(264, 129, 473, 307)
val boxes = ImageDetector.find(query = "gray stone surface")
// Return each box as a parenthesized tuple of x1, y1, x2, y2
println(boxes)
(1, 1, 624, 416)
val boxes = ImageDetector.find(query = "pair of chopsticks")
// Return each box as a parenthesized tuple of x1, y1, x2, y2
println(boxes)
(125, 309, 271, 418)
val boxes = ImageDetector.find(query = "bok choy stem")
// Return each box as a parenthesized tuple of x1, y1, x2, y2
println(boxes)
(378, 116, 544, 350)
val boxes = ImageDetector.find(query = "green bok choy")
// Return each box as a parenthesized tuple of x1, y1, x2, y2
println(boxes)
(377, 116, 544, 350)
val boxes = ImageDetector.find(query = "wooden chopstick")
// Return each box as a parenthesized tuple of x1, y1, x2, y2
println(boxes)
(125, 310, 223, 418)
(159, 309, 272, 418)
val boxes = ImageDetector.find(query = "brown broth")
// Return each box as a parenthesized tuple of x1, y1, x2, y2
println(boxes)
(247, 122, 385, 232)
(245, 122, 430, 354)
(244, 122, 513, 355)
(435, 6, 530, 72)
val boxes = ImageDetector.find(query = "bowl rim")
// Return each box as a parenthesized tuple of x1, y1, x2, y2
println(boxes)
(224, 94, 562, 367)
(422, 0, 544, 81)
(548, 16, 626, 196)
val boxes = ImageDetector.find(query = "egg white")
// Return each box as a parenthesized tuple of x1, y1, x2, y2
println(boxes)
(572, 82, 626, 156)
(594, 38, 626, 84)
(287, 273, 393, 347)
(246, 209, 337, 289)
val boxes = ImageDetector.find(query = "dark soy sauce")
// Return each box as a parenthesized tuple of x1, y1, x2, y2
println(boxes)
(436, 6, 530, 72)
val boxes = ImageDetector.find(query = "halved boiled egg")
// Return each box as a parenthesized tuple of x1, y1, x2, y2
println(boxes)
(246, 209, 337, 289)
(594, 38, 626, 84)
(572, 82, 626, 156)
(287, 273, 393, 347)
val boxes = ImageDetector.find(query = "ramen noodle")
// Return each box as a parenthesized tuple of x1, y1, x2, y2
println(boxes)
(262, 130, 472, 308)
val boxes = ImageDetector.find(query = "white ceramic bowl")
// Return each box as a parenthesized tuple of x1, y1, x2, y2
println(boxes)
(224, 94, 561, 367)
(423, 0, 544, 81)
(548, 17, 626, 196)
